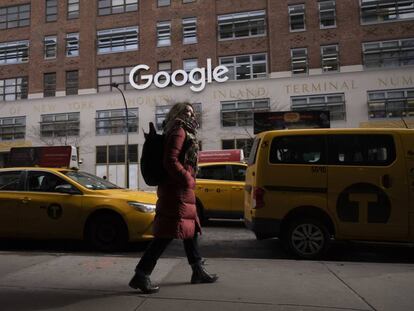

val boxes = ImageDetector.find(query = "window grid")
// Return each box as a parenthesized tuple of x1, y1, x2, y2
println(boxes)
(155, 103, 202, 130)
(291, 93, 346, 121)
(67, 0, 79, 19)
(0, 77, 28, 101)
(46, 0, 57, 22)
(219, 53, 267, 80)
(96, 145, 138, 164)
(183, 17, 197, 44)
(66, 33, 79, 57)
(0, 40, 29, 65)
(97, 27, 139, 54)
(96, 108, 138, 135)
(40, 112, 80, 137)
(321, 44, 339, 72)
(319, 0, 336, 28)
(221, 99, 270, 127)
(43, 73, 56, 97)
(44, 36, 57, 59)
(0, 116, 26, 141)
(98, 0, 138, 15)
(361, 0, 414, 24)
(289, 4, 305, 31)
(66, 70, 79, 95)
(218, 10, 266, 40)
(157, 21, 171, 47)
(368, 88, 414, 119)
(0, 4, 30, 29)
(97, 66, 134, 92)
(291, 48, 308, 75)
(363, 38, 414, 68)
(222, 138, 253, 158)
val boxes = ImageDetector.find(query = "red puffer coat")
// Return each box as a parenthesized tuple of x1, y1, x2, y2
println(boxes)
(152, 126, 201, 239)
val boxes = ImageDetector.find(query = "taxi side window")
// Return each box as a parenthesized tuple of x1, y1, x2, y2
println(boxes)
(27, 171, 67, 193)
(0, 171, 22, 191)
(328, 134, 396, 166)
(197, 165, 229, 181)
(270, 135, 326, 164)
(231, 165, 246, 181)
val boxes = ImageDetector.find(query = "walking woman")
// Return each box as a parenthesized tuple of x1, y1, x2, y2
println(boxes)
(129, 102, 218, 294)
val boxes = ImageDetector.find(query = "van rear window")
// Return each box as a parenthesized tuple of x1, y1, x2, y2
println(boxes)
(327, 134, 396, 166)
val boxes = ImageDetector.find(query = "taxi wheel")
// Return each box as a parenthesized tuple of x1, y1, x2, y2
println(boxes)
(86, 213, 128, 252)
(284, 218, 330, 260)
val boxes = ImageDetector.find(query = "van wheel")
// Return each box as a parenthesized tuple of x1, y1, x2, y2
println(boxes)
(283, 218, 330, 259)
(86, 213, 128, 252)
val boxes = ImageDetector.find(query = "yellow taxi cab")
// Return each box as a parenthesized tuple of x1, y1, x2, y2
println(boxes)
(0, 167, 156, 251)
(245, 128, 414, 259)
(195, 161, 247, 221)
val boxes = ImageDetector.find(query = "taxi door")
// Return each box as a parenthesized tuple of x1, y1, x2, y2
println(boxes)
(229, 164, 246, 216)
(327, 133, 409, 240)
(0, 170, 24, 237)
(196, 164, 232, 215)
(20, 170, 83, 239)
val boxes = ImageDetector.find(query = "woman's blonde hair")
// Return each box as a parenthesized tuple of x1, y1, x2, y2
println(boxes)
(164, 102, 193, 128)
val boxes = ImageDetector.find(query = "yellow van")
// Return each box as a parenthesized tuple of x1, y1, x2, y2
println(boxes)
(244, 128, 414, 259)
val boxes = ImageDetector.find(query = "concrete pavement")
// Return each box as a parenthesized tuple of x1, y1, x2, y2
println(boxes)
(0, 252, 413, 311)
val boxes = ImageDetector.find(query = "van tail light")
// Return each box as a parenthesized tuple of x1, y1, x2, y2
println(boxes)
(253, 187, 265, 209)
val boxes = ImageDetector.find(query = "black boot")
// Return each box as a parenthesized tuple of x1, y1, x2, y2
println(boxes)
(129, 270, 159, 294)
(191, 262, 218, 284)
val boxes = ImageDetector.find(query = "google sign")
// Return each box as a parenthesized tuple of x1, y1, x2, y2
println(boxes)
(129, 58, 229, 92)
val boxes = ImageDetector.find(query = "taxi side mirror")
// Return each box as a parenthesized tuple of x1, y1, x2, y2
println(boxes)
(55, 184, 81, 195)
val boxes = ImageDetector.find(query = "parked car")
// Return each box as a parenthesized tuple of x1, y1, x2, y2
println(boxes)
(195, 161, 247, 221)
(0, 167, 155, 251)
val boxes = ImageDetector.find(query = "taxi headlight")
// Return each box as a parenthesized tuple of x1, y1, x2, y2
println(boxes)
(128, 201, 156, 213)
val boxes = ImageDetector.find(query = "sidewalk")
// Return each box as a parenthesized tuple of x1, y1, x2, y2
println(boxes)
(0, 252, 413, 311)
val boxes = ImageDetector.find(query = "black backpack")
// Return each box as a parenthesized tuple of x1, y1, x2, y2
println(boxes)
(140, 122, 166, 186)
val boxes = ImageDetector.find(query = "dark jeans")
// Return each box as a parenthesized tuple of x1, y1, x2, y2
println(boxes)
(136, 234, 202, 275)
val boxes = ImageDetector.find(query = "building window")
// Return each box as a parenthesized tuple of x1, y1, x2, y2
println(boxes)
(221, 99, 270, 127)
(361, 0, 414, 24)
(222, 138, 253, 158)
(155, 103, 202, 130)
(67, 0, 79, 19)
(183, 0, 196, 3)
(66, 70, 78, 95)
(97, 27, 139, 54)
(319, 0, 336, 28)
(218, 10, 266, 40)
(46, 0, 57, 22)
(183, 58, 198, 72)
(40, 112, 80, 137)
(0, 4, 30, 29)
(321, 44, 339, 72)
(0, 116, 26, 141)
(291, 48, 308, 75)
(183, 17, 197, 44)
(291, 93, 346, 121)
(158, 0, 170, 7)
(96, 108, 138, 135)
(363, 38, 414, 68)
(368, 88, 414, 118)
(0, 40, 29, 65)
(98, 0, 138, 15)
(157, 21, 171, 47)
(157, 61, 172, 84)
(66, 33, 79, 57)
(96, 145, 138, 164)
(43, 73, 56, 97)
(97, 66, 134, 92)
(44, 36, 57, 59)
(219, 53, 267, 80)
(0, 77, 28, 101)
(289, 4, 305, 31)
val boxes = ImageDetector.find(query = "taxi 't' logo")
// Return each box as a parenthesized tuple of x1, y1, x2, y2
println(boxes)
(47, 204, 63, 220)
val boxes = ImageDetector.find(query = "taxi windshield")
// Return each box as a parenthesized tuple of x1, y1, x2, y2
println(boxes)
(63, 171, 121, 190)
